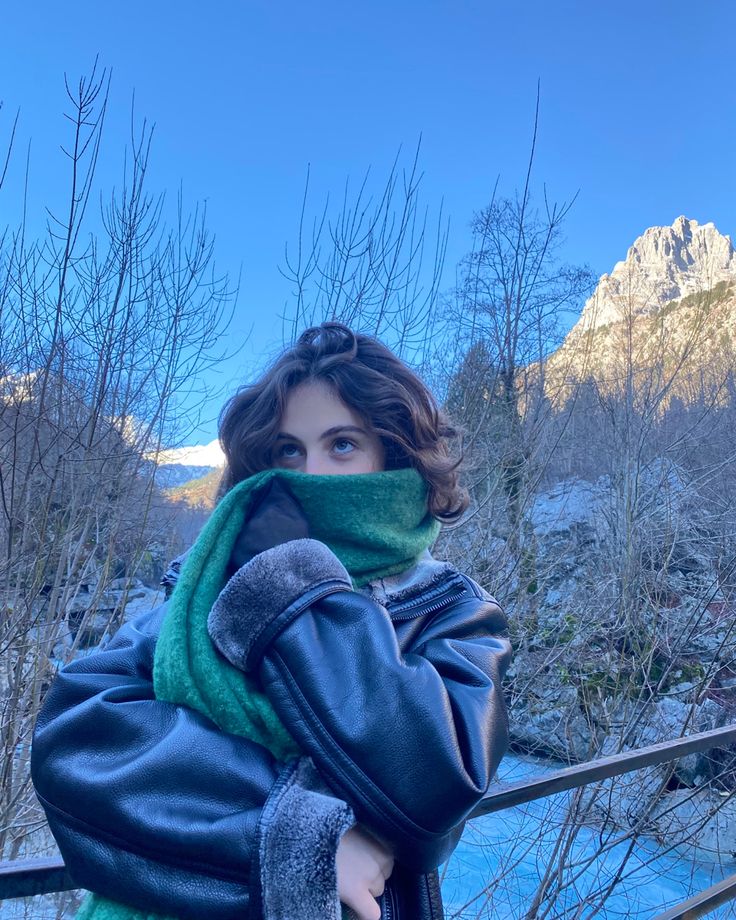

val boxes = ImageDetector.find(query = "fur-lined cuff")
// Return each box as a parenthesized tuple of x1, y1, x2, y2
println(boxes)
(258, 756, 356, 920)
(207, 538, 352, 673)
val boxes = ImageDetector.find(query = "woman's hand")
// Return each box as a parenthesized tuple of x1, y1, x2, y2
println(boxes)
(229, 477, 309, 571)
(337, 825, 395, 920)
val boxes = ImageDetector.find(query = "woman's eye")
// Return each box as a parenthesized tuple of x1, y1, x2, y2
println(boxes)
(332, 438, 356, 454)
(277, 443, 301, 459)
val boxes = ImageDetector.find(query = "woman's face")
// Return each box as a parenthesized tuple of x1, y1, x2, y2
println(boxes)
(272, 380, 385, 475)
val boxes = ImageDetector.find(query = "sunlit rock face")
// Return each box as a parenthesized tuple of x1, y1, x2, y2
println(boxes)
(537, 217, 736, 411)
(573, 216, 736, 332)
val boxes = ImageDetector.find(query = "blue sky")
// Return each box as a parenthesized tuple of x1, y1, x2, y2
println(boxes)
(1, 2, 734, 444)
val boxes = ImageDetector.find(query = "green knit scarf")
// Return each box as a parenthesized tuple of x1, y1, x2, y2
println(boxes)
(76, 467, 440, 920)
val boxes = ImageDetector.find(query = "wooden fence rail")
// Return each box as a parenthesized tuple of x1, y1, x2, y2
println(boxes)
(2, 723, 736, 917)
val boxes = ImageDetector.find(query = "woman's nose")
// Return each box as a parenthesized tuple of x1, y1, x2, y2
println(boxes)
(303, 454, 331, 475)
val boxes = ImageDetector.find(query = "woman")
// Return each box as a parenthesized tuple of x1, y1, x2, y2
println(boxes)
(31, 322, 512, 920)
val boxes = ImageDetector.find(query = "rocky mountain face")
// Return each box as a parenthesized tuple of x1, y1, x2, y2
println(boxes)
(542, 217, 736, 405)
(573, 216, 736, 332)
(151, 438, 225, 468)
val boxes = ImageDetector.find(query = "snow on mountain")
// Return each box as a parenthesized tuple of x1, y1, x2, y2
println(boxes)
(150, 438, 225, 469)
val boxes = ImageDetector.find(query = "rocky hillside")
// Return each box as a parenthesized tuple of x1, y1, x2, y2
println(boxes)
(543, 217, 736, 405)
(500, 464, 736, 861)
(165, 467, 222, 509)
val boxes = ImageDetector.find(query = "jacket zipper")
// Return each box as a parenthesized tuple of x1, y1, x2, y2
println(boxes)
(383, 884, 396, 920)
(388, 583, 468, 621)
(382, 580, 468, 920)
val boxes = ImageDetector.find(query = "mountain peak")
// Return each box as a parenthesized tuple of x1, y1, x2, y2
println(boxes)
(574, 217, 736, 332)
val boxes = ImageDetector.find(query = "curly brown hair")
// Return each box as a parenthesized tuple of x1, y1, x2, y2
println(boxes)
(217, 322, 468, 523)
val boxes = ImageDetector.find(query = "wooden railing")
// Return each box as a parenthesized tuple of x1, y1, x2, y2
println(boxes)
(3, 723, 736, 918)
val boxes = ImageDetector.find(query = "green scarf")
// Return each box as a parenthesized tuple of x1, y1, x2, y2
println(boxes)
(76, 467, 440, 920)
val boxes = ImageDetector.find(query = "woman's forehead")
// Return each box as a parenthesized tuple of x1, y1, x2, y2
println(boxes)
(279, 380, 368, 433)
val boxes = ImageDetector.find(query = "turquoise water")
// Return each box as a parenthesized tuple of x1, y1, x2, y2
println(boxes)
(441, 754, 732, 919)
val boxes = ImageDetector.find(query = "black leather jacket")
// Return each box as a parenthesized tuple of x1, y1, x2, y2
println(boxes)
(31, 550, 511, 920)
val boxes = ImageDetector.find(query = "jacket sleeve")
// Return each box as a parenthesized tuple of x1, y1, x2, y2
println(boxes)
(31, 603, 355, 920)
(207, 538, 512, 873)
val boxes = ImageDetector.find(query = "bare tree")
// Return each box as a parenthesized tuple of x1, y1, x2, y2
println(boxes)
(437, 90, 595, 628)
(0, 64, 235, 890)
(279, 141, 449, 361)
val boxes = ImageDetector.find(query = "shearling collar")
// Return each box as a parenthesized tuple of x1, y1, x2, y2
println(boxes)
(358, 549, 458, 607)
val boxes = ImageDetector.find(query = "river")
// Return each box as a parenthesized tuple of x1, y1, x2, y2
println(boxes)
(441, 753, 733, 919)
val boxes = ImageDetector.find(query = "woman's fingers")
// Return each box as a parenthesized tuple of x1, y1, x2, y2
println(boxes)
(357, 826, 395, 871)
(349, 891, 382, 920)
(337, 825, 396, 920)
(379, 849, 395, 878)
(356, 827, 394, 893)
(367, 875, 386, 898)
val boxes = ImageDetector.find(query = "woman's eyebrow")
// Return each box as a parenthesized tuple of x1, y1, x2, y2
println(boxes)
(275, 425, 367, 441)
(319, 425, 367, 440)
